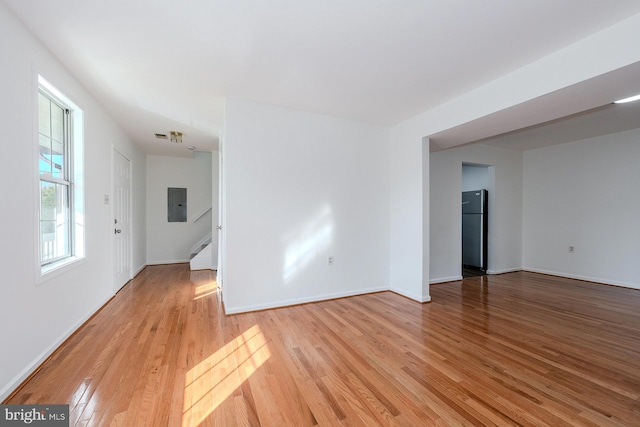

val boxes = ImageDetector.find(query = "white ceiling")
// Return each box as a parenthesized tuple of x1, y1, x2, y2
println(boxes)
(427, 61, 640, 151)
(4, 0, 640, 157)
(481, 101, 640, 151)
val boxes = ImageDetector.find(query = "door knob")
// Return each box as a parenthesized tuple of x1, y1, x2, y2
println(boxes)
(115, 229, 122, 234)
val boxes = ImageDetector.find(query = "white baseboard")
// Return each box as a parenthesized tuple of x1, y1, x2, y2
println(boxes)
(523, 267, 639, 290)
(389, 287, 431, 303)
(429, 268, 522, 282)
(487, 267, 522, 275)
(224, 286, 389, 314)
(132, 263, 146, 277)
(147, 259, 189, 265)
(0, 294, 113, 401)
(429, 275, 463, 284)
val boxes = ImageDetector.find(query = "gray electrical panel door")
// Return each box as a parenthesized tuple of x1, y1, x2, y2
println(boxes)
(168, 187, 187, 222)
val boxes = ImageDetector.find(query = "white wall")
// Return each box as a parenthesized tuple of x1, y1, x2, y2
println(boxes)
(402, 13, 640, 152)
(221, 99, 390, 313)
(462, 164, 490, 192)
(430, 144, 523, 283)
(388, 122, 429, 303)
(387, 14, 640, 302)
(131, 152, 147, 275)
(0, 3, 146, 400)
(146, 152, 215, 264)
(523, 129, 640, 289)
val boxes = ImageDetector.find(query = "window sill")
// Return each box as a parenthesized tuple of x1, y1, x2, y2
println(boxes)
(37, 255, 86, 285)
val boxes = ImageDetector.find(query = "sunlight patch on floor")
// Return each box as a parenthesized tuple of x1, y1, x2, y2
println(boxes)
(182, 325, 271, 425)
(194, 280, 219, 300)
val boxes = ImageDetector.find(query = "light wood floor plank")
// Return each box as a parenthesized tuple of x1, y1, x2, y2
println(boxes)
(5, 266, 640, 426)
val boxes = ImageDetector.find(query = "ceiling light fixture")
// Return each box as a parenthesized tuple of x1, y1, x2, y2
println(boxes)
(614, 94, 640, 104)
(170, 131, 183, 143)
(187, 145, 195, 151)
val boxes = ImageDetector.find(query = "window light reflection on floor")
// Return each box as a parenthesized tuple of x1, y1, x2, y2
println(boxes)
(193, 280, 219, 300)
(182, 325, 271, 425)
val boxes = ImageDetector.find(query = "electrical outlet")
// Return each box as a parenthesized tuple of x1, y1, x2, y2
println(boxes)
(568, 246, 575, 253)
(328, 256, 334, 265)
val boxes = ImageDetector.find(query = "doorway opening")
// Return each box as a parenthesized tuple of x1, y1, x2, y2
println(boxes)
(462, 163, 491, 278)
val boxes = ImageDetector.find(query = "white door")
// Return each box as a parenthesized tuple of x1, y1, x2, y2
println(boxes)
(113, 149, 132, 292)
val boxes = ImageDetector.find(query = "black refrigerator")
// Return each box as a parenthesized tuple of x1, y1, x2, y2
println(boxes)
(462, 189, 488, 271)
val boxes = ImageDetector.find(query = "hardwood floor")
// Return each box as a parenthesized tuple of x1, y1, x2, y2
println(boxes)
(6, 265, 640, 426)
(462, 266, 485, 278)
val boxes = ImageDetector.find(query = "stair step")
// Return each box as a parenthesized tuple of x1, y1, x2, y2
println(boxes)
(190, 242, 209, 260)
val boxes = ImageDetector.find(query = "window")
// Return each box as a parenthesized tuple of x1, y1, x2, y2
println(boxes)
(37, 76, 84, 276)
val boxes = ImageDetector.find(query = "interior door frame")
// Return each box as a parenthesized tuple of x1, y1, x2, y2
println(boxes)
(460, 162, 495, 276)
(217, 146, 224, 288)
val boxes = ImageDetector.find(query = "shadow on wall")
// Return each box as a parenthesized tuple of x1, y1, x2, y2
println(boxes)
(282, 205, 334, 284)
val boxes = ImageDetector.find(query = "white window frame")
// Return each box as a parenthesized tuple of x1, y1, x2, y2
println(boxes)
(37, 75, 85, 281)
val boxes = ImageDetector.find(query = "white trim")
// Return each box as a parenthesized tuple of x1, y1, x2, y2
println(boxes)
(0, 293, 113, 401)
(429, 275, 463, 284)
(190, 232, 213, 255)
(486, 267, 522, 275)
(193, 206, 212, 223)
(133, 263, 147, 278)
(224, 286, 389, 315)
(35, 74, 85, 284)
(111, 144, 133, 162)
(389, 286, 431, 303)
(37, 256, 87, 285)
(523, 268, 639, 290)
(147, 259, 190, 265)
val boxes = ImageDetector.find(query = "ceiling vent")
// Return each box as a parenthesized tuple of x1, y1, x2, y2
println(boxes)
(155, 133, 168, 139)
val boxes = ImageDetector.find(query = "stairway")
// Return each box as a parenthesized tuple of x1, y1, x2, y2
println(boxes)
(190, 244, 208, 260)
(189, 236, 213, 271)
